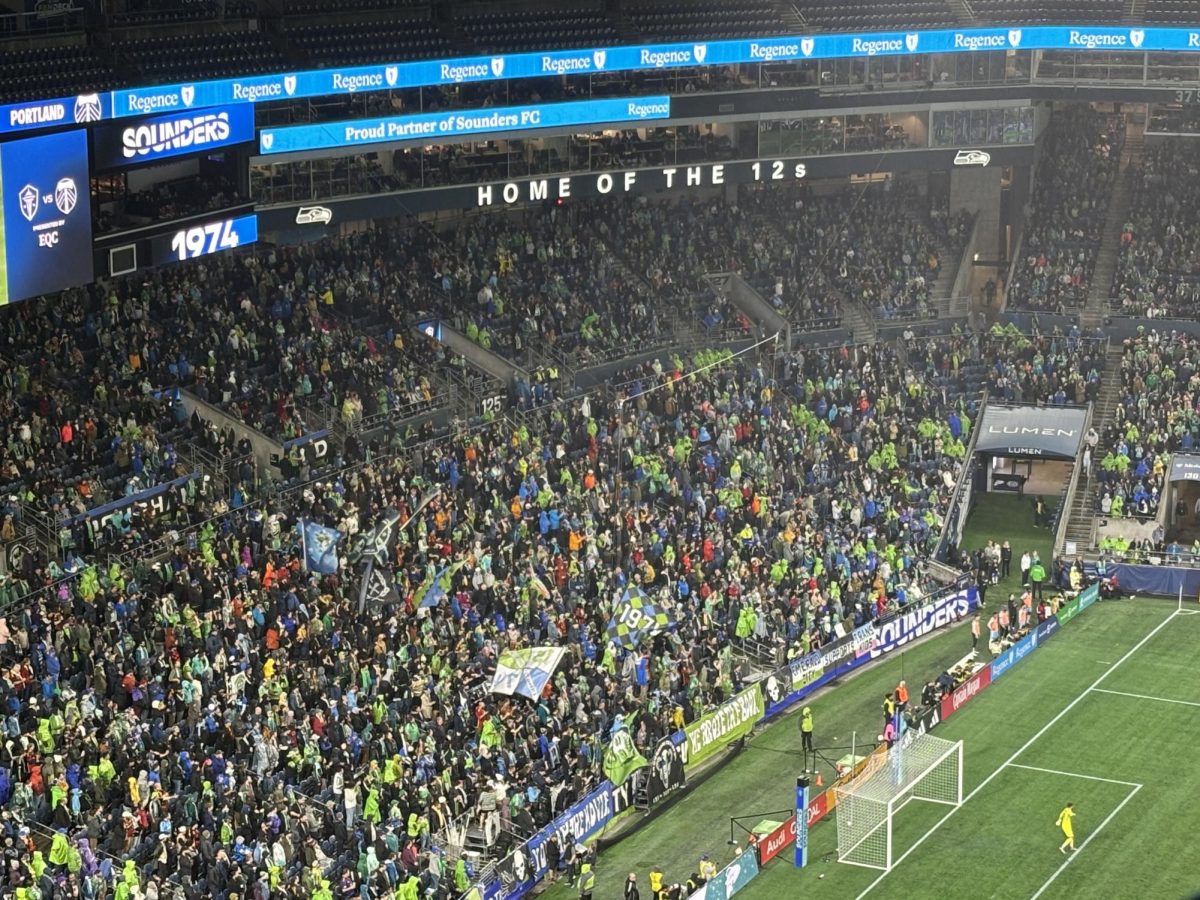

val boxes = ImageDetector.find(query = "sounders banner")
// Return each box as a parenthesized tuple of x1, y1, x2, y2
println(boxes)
(683, 684, 763, 769)
(764, 588, 979, 717)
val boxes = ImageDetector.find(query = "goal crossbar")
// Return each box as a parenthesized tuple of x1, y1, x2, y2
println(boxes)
(832, 732, 963, 871)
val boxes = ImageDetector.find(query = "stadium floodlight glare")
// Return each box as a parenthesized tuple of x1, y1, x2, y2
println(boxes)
(833, 732, 963, 871)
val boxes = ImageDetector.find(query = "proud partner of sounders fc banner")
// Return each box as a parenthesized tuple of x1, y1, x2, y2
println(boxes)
(257, 96, 671, 155)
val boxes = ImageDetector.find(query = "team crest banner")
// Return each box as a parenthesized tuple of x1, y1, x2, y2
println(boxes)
(606, 586, 675, 649)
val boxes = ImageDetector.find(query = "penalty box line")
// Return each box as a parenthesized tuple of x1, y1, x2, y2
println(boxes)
(1028, 780, 1143, 900)
(1091, 688, 1200, 709)
(853, 607, 1182, 900)
(1005, 763, 1143, 789)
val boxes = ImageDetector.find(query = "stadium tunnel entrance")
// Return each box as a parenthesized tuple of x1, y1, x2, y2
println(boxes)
(971, 402, 1087, 500)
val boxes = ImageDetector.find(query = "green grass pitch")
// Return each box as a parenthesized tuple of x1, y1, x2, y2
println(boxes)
(544, 599, 1200, 900)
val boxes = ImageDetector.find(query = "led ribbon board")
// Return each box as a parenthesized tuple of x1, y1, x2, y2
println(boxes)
(257, 95, 672, 155)
(0, 25, 1196, 137)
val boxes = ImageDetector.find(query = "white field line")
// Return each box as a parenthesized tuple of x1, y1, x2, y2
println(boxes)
(854, 608, 1181, 900)
(1091, 688, 1200, 709)
(1006, 763, 1143, 788)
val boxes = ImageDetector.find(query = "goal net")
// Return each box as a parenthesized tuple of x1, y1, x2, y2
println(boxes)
(832, 732, 963, 871)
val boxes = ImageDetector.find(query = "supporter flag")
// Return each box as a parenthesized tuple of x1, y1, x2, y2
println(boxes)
(350, 490, 442, 566)
(602, 725, 648, 786)
(416, 562, 463, 609)
(490, 647, 566, 700)
(358, 560, 400, 609)
(605, 586, 675, 650)
(299, 520, 342, 574)
(351, 508, 402, 566)
(528, 569, 551, 599)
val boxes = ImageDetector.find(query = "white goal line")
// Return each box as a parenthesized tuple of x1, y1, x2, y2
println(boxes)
(853, 607, 1184, 900)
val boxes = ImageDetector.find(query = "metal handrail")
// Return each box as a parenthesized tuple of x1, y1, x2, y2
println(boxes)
(1055, 400, 1095, 555)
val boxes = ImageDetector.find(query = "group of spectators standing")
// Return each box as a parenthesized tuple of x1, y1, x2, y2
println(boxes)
(1094, 327, 1200, 521)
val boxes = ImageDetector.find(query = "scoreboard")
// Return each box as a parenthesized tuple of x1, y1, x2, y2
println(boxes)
(0, 129, 92, 305)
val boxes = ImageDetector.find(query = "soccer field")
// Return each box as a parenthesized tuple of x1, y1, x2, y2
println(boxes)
(547, 600, 1200, 900)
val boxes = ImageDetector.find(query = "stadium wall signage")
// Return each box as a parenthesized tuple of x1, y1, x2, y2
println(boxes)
(683, 684, 764, 768)
(257, 96, 671, 155)
(940, 665, 992, 721)
(5, 26, 1200, 137)
(687, 846, 760, 900)
(989, 629, 1038, 680)
(92, 103, 255, 170)
(257, 147, 1034, 230)
(757, 817, 797, 866)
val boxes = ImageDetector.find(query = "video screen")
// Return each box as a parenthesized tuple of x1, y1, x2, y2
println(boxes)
(0, 129, 93, 305)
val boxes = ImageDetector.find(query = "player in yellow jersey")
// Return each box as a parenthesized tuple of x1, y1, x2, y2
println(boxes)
(1056, 802, 1076, 853)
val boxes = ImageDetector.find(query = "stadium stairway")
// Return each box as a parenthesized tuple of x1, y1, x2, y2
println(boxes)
(1061, 343, 1124, 552)
(947, 0, 976, 25)
(773, 0, 809, 30)
(838, 289, 878, 344)
(1081, 121, 1143, 331)
(427, 321, 529, 389)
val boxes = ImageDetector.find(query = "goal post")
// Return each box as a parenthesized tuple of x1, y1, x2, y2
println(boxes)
(832, 732, 963, 871)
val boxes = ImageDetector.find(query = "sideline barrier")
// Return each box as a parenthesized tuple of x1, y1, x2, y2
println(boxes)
(688, 846, 760, 900)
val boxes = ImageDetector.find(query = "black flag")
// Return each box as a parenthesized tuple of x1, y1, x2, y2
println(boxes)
(357, 560, 400, 614)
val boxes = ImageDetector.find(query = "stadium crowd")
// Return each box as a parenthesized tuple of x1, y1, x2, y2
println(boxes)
(1093, 327, 1199, 520)
(743, 181, 954, 320)
(978, 327, 1106, 406)
(1007, 106, 1124, 312)
(1111, 141, 1200, 318)
(0, 319, 976, 899)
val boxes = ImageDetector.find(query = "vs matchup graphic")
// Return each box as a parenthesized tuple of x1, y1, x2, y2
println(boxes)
(0, 129, 92, 305)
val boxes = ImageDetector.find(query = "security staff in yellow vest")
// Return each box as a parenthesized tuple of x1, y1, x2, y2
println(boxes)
(578, 861, 595, 900)
(800, 706, 815, 770)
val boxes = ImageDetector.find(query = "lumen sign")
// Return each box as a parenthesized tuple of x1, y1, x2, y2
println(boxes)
(257, 96, 671, 155)
(4, 25, 1200, 138)
(93, 104, 255, 170)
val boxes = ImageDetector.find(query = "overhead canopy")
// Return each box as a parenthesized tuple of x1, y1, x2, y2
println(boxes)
(1169, 453, 1200, 483)
(974, 404, 1087, 461)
